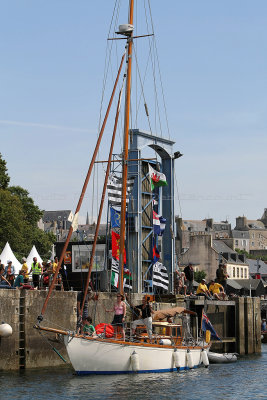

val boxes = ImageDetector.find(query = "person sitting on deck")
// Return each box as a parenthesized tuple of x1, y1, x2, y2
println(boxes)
(105, 293, 126, 341)
(196, 279, 212, 300)
(131, 296, 155, 340)
(82, 316, 96, 336)
(209, 279, 227, 300)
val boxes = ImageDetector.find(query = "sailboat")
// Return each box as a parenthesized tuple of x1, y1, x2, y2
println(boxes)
(36, 0, 209, 374)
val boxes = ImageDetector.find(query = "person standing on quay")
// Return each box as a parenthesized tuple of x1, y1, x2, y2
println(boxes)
(21, 257, 29, 283)
(29, 257, 42, 289)
(184, 263, 194, 295)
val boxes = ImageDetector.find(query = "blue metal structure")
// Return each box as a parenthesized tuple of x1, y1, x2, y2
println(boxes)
(127, 129, 176, 293)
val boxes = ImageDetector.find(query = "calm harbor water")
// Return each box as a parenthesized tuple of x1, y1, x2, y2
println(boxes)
(1, 345, 267, 400)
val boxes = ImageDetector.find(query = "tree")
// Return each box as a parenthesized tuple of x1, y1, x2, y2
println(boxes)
(0, 155, 55, 260)
(8, 186, 43, 226)
(0, 189, 30, 257)
(194, 270, 207, 283)
(0, 153, 10, 189)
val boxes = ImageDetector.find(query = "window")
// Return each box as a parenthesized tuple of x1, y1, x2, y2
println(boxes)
(237, 268, 240, 278)
(233, 267, 236, 278)
(252, 241, 255, 246)
(72, 244, 105, 272)
(235, 240, 238, 246)
(244, 269, 247, 278)
(252, 233, 255, 239)
(242, 240, 246, 246)
(241, 268, 243, 278)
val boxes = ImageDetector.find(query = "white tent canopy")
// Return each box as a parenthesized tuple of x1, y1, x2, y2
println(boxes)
(0, 242, 22, 275)
(26, 245, 43, 267)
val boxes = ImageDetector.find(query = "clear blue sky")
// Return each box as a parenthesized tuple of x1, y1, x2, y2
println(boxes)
(1, 0, 267, 226)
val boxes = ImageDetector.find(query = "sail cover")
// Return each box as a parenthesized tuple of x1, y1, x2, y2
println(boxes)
(153, 306, 196, 321)
(107, 174, 134, 207)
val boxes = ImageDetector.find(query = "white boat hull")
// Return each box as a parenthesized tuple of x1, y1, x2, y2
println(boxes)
(64, 335, 205, 375)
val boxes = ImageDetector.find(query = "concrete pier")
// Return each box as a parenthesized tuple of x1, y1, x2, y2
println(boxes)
(0, 289, 261, 370)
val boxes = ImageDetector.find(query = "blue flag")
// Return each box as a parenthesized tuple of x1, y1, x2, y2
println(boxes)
(110, 207, 120, 228)
(202, 312, 221, 341)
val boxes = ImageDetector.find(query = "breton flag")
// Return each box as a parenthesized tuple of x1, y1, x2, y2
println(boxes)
(201, 312, 221, 341)
(152, 261, 169, 291)
(111, 258, 119, 288)
(107, 174, 135, 207)
(148, 164, 167, 191)
(153, 211, 161, 235)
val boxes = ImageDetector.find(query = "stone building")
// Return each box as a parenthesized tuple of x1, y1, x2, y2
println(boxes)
(234, 216, 267, 251)
(42, 210, 73, 241)
(178, 232, 248, 281)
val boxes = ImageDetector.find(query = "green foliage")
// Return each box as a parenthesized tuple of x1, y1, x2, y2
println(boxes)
(235, 248, 267, 262)
(194, 270, 207, 283)
(8, 186, 43, 225)
(0, 153, 10, 189)
(0, 156, 55, 260)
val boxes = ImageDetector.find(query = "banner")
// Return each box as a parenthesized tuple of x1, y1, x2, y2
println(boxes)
(110, 207, 120, 228)
(111, 231, 126, 263)
(148, 164, 167, 191)
(201, 312, 221, 341)
(152, 261, 169, 290)
(111, 258, 119, 288)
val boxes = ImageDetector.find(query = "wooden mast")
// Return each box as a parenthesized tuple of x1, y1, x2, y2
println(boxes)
(119, 0, 134, 293)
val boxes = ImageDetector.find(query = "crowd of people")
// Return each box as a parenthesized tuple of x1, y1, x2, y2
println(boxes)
(0, 256, 64, 290)
(175, 262, 229, 300)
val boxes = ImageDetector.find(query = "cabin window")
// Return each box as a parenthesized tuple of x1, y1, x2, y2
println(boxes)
(237, 268, 240, 278)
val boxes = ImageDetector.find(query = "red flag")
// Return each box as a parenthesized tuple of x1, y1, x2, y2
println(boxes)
(112, 231, 126, 263)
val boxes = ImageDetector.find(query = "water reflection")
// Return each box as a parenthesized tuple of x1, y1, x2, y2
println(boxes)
(0, 346, 266, 400)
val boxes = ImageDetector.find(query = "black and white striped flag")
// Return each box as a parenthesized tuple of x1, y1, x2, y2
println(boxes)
(152, 261, 169, 291)
(107, 174, 135, 207)
(111, 258, 119, 288)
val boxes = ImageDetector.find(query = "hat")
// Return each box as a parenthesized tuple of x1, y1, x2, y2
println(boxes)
(7, 260, 12, 264)
(22, 257, 27, 262)
(201, 278, 206, 283)
(47, 260, 51, 264)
